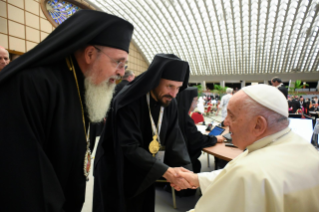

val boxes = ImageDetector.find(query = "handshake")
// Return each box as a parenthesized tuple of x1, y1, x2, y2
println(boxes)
(162, 167, 199, 191)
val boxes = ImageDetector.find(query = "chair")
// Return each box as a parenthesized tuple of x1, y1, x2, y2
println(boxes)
(156, 179, 177, 208)
(190, 112, 205, 124)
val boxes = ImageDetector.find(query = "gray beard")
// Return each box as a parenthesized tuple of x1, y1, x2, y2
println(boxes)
(84, 77, 115, 123)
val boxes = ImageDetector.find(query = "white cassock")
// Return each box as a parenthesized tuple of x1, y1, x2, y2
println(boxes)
(188, 127, 319, 212)
(197, 97, 205, 114)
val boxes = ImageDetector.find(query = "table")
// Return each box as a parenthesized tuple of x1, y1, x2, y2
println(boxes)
(199, 125, 243, 169)
(203, 143, 243, 161)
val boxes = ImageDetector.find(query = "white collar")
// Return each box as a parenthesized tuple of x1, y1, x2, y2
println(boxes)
(276, 83, 283, 88)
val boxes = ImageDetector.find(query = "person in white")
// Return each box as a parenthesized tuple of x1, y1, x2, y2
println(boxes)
(216, 88, 233, 120)
(173, 84, 319, 212)
(197, 96, 205, 114)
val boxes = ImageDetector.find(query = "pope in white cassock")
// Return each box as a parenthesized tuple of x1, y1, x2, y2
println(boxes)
(173, 84, 319, 212)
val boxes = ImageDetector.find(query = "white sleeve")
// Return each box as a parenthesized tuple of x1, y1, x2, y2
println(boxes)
(197, 169, 223, 195)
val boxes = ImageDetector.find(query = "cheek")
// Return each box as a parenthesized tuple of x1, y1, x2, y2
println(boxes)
(95, 63, 112, 80)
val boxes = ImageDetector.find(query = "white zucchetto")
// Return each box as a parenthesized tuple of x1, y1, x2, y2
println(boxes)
(242, 84, 288, 117)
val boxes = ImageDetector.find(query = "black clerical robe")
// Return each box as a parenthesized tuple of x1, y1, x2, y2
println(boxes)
(89, 80, 129, 151)
(183, 115, 217, 173)
(0, 59, 88, 212)
(176, 88, 216, 173)
(278, 84, 288, 99)
(114, 79, 129, 96)
(94, 95, 191, 212)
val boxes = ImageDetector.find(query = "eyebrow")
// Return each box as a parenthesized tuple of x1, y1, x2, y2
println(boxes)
(117, 57, 127, 62)
(227, 109, 234, 116)
(168, 84, 182, 88)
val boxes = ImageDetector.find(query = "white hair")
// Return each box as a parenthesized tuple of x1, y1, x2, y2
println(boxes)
(226, 88, 233, 94)
(242, 95, 289, 130)
(84, 77, 115, 123)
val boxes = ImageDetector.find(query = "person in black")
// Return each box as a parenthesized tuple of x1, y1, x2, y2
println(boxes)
(114, 70, 135, 96)
(291, 96, 300, 113)
(271, 77, 288, 99)
(312, 96, 319, 105)
(176, 87, 224, 173)
(94, 54, 194, 212)
(0, 10, 133, 212)
(299, 96, 305, 109)
(174, 87, 224, 196)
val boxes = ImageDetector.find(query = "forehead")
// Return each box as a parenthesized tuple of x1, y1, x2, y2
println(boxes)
(228, 91, 245, 111)
(160, 78, 183, 87)
(101, 46, 128, 58)
(0, 49, 9, 57)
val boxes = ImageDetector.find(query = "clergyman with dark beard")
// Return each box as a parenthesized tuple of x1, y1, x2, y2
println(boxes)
(94, 54, 194, 212)
(0, 10, 133, 212)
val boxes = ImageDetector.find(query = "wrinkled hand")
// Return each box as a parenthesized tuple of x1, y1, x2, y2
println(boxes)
(163, 167, 193, 191)
(171, 171, 199, 191)
(216, 135, 225, 143)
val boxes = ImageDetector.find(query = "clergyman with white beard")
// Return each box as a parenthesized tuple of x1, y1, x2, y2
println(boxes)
(0, 10, 134, 212)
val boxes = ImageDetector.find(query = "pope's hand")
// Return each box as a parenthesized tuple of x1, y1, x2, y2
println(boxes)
(171, 171, 199, 191)
(163, 167, 193, 191)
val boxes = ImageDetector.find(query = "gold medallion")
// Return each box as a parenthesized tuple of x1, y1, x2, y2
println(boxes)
(149, 135, 160, 157)
(84, 149, 92, 181)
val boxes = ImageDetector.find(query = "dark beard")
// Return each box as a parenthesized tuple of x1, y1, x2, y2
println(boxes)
(158, 95, 173, 107)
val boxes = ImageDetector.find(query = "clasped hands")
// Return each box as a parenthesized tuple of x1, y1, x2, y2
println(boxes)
(162, 167, 199, 191)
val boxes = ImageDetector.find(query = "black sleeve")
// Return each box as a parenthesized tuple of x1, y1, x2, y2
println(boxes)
(185, 115, 217, 158)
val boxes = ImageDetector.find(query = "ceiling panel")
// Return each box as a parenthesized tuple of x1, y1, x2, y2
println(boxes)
(88, 0, 319, 76)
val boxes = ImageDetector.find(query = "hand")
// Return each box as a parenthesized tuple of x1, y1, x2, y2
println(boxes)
(163, 167, 193, 191)
(216, 135, 225, 143)
(171, 171, 199, 191)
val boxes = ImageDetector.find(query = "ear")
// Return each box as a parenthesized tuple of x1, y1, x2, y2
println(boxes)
(83, 46, 97, 64)
(253, 116, 267, 136)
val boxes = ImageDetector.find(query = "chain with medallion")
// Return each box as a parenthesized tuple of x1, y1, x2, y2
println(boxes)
(66, 57, 91, 181)
(146, 92, 164, 157)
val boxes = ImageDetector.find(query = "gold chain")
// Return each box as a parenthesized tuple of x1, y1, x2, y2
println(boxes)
(66, 56, 91, 180)
(66, 56, 87, 137)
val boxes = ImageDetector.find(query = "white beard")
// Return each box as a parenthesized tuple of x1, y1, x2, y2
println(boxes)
(84, 77, 115, 123)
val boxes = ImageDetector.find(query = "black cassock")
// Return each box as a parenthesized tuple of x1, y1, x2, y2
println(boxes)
(0, 10, 134, 212)
(114, 79, 130, 96)
(0, 59, 88, 212)
(94, 95, 191, 212)
(94, 53, 191, 212)
(176, 88, 217, 173)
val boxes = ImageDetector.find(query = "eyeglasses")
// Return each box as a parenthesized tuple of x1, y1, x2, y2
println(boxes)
(94, 46, 126, 70)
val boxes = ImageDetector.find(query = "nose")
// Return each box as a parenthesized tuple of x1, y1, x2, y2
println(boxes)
(223, 115, 230, 126)
(116, 67, 125, 77)
(170, 89, 179, 98)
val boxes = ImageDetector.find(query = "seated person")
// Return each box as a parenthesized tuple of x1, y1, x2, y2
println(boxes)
(172, 84, 319, 212)
(177, 88, 224, 173)
(174, 87, 224, 196)
(205, 101, 213, 115)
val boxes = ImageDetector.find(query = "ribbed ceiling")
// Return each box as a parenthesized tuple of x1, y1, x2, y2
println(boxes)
(88, 0, 319, 76)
